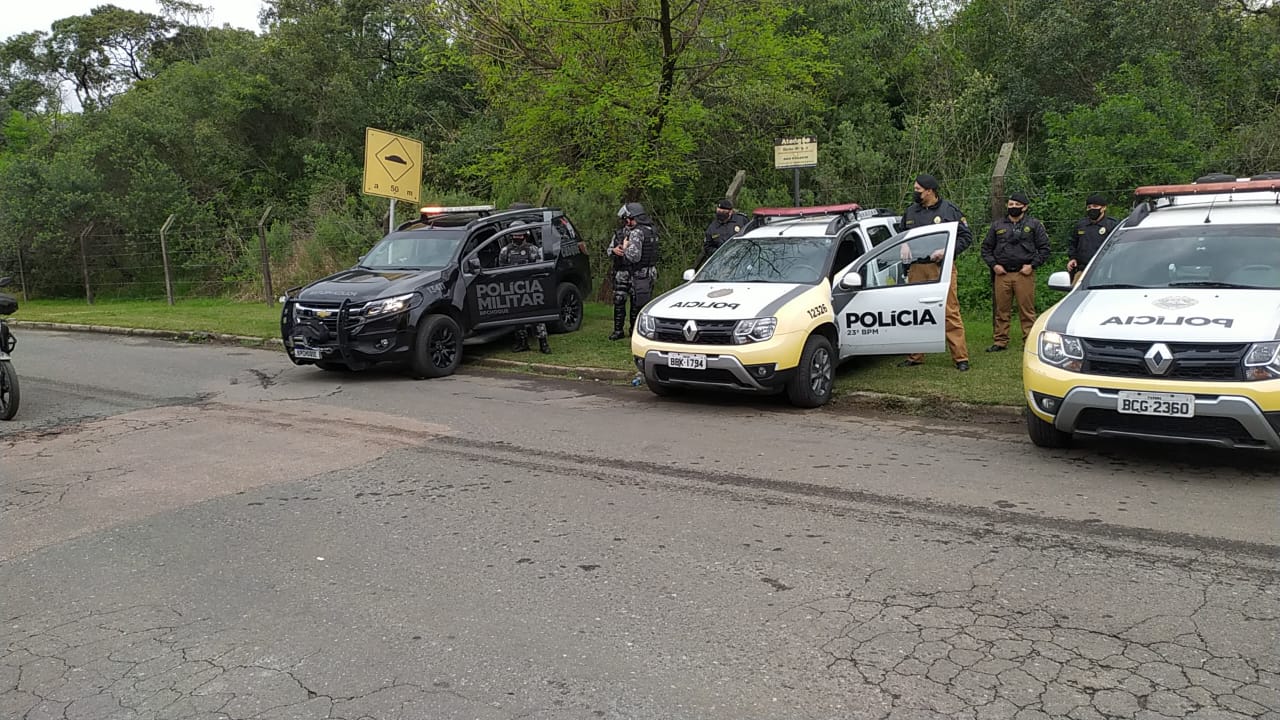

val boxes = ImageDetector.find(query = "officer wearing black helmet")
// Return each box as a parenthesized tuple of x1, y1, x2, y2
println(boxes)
(695, 198, 747, 269)
(605, 202, 660, 340)
(499, 223, 551, 353)
(1067, 193, 1120, 285)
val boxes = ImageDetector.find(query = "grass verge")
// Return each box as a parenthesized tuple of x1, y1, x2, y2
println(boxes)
(14, 298, 1027, 406)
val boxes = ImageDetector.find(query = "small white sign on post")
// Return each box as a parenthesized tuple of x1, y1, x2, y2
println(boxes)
(774, 136, 818, 169)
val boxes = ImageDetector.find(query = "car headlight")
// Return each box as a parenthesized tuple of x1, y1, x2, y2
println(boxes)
(1244, 341, 1280, 381)
(1038, 331, 1084, 371)
(733, 317, 777, 344)
(363, 293, 418, 317)
(637, 312, 657, 339)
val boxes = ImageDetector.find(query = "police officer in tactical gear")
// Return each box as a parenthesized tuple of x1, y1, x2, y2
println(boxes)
(499, 224, 551, 354)
(896, 174, 973, 371)
(981, 192, 1050, 352)
(1067, 193, 1119, 285)
(695, 198, 748, 269)
(605, 202, 659, 340)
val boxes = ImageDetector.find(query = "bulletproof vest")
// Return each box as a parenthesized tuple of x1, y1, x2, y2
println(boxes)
(505, 243, 538, 266)
(638, 223, 659, 267)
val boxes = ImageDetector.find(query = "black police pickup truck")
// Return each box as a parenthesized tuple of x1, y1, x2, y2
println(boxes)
(281, 205, 592, 378)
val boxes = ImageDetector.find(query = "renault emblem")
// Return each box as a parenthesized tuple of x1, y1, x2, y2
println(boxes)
(1144, 343, 1174, 375)
(683, 320, 699, 342)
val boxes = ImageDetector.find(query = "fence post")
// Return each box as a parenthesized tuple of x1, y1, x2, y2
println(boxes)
(537, 184, 553, 206)
(990, 142, 1015, 329)
(16, 243, 29, 300)
(79, 223, 95, 305)
(258, 206, 274, 306)
(725, 170, 747, 206)
(160, 214, 176, 306)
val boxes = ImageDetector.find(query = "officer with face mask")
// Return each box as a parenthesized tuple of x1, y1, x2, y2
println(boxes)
(897, 174, 972, 371)
(980, 192, 1050, 352)
(1067, 194, 1119, 285)
(696, 198, 748, 269)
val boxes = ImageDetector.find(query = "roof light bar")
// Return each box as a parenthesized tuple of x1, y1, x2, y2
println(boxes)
(752, 202, 862, 217)
(1134, 179, 1280, 200)
(419, 204, 496, 214)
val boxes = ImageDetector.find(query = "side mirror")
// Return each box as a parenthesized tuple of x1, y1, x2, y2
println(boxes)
(1047, 271, 1073, 291)
(837, 271, 862, 291)
(466, 257, 481, 272)
(682, 268, 695, 282)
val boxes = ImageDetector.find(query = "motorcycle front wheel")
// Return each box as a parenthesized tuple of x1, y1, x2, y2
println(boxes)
(0, 359, 19, 420)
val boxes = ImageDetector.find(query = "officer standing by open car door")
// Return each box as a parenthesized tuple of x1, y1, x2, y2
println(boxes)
(499, 224, 551, 354)
(607, 202, 660, 340)
(1067, 193, 1119, 285)
(896, 174, 972, 371)
(981, 192, 1050, 352)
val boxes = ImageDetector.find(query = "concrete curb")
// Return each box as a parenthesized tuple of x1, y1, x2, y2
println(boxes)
(12, 320, 1024, 420)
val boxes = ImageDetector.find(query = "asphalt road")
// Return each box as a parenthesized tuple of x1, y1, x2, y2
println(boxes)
(2, 329, 1277, 720)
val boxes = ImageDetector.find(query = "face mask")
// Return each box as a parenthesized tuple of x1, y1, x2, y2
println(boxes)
(1007, 207, 1024, 219)
(716, 210, 731, 221)
(912, 191, 924, 204)
(1086, 208, 1102, 221)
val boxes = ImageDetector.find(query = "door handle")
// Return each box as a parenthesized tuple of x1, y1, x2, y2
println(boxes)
(919, 297, 943, 304)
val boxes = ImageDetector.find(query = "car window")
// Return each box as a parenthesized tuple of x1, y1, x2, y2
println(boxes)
(362, 231, 464, 270)
(829, 237, 863, 282)
(1085, 224, 1280, 289)
(695, 236, 833, 284)
(867, 224, 894, 247)
(858, 231, 948, 289)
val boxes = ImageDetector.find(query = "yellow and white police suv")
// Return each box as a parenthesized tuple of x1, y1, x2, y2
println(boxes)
(1024, 174, 1280, 451)
(631, 203, 964, 407)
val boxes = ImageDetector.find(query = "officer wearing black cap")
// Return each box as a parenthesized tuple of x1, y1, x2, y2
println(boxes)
(696, 198, 748, 269)
(981, 191, 1050, 352)
(1067, 193, 1120, 285)
(897, 174, 972, 371)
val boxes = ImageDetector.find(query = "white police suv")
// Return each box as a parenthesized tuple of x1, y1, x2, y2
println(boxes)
(631, 203, 965, 407)
(1023, 174, 1280, 450)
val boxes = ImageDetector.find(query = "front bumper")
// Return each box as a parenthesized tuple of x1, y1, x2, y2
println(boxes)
(281, 297, 415, 368)
(1024, 350, 1280, 450)
(631, 331, 806, 393)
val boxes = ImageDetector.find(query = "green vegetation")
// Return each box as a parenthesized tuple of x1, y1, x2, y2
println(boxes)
(18, 298, 281, 338)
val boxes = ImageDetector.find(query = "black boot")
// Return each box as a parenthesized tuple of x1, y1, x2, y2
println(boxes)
(539, 336, 550, 354)
(512, 329, 530, 352)
(609, 301, 627, 340)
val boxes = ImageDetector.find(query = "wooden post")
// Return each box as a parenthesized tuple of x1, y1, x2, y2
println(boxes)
(160, 214, 176, 306)
(990, 142, 1015, 328)
(79, 223, 95, 305)
(725, 170, 746, 206)
(258, 206, 274, 306)
(16, 243, 29, 300)
(537, 184, 553, 206)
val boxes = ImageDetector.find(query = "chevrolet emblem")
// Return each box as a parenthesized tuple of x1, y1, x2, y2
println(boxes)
(315, 311, 331, 318)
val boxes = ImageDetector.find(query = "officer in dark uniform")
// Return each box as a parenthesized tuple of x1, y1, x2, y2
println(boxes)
(980, 192, 1050, 352)
(897, 174, 972, 371)
(695, 198, 748, 269)
(1067, 193, 1120, 285)
(499, 224, 550, 354)
(605, 202, 660, 340)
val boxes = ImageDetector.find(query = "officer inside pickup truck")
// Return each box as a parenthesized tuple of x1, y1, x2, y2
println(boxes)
(980, 191, 1050, 352)
(1067, 193, 1120, 285)
(499, 224, 551, 354)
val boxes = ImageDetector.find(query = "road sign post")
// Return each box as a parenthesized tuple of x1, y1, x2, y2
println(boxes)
(363, 127, 423, 234)
(773, 136, 818, 206)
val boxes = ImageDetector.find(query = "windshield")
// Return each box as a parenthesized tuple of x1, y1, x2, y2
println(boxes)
(1084, 224, 1280, 290)
(361, 231, 464, 270)
(695, 236, 833, 284)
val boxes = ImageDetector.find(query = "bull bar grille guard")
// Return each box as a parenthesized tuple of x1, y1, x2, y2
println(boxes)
(281, 292, 359, 367)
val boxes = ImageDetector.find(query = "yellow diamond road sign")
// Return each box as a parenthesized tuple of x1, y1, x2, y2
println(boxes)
(363, 127, 422, 203)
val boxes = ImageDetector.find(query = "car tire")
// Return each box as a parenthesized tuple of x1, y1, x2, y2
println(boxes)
(0, 360, 19, 421)
(410, 314, 463, 379)
(1025, 408, 1072, 448)
(315, 361, 350, 372)
(549, 282, 584, 334)
(786, 334, 834, 409)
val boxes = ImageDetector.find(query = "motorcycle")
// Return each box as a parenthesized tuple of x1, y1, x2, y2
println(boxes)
(0, 276, 19, 420)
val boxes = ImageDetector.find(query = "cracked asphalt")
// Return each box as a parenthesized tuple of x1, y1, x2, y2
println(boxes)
(2, 330, 1277, 720)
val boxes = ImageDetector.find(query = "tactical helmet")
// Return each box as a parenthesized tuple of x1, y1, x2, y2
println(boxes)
(623, 202, 646, 219)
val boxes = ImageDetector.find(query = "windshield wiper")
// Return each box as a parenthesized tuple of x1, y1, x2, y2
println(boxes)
(1168, 281, 1268, 289)
(1086, 283, 1149, 289)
